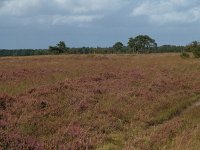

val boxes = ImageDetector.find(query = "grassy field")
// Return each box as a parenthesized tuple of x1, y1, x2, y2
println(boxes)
(0, 54, 200, 150)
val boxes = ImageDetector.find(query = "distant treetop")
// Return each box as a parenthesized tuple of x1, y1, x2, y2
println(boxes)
(128, 35, 157, 53)
(49, 41, 69, 54)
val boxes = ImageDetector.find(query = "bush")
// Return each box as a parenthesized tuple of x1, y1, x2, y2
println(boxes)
(193, 46, 200, 58)
(180, 52, 190, 58)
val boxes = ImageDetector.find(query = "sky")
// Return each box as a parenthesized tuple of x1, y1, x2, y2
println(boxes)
(0, 0, 200, 49)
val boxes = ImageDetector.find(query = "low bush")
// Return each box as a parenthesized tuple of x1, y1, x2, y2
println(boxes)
(193, 46, 200, 58)
(180, 52, 190, 58)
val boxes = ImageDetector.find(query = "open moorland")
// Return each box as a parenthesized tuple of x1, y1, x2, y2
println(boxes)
(0, 54, 200, 150)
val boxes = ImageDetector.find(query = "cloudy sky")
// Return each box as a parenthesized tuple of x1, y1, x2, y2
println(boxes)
(0, 0, 200, 49)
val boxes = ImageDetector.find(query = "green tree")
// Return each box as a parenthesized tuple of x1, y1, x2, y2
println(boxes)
(49, 41, 69, 54)
(128, 35, 157, 53)
(184, 41, 199, 52)
(184, 41, 200, 58)
(193, 46, 200, 58)
(113, 42, 124, 53)
(57, 41, 66, 51)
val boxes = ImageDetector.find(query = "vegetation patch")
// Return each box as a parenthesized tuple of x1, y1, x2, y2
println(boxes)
(148, 95, 200, 126)
(180, 52, 190, 58)
(1, 54, 200, 149)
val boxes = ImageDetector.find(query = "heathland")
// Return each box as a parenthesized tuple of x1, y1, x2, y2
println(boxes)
(0, 54, 200, 150)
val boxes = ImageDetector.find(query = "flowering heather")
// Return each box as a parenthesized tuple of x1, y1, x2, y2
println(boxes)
(0, 54, 200, 149)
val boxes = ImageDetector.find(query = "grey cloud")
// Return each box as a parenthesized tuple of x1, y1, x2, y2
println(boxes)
(0, 0, 200, 49)
(0, 0, 128, 25)
(131, 0, 200, 24)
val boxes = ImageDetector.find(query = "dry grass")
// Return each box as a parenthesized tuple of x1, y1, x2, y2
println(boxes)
(0, 54, 200, 149)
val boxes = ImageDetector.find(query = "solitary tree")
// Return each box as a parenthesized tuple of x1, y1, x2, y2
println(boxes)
(113, 42, 124, 53)
(57, 41, 66, 51)
(49, 41, 69, 54)
(128, 35, 157, 53)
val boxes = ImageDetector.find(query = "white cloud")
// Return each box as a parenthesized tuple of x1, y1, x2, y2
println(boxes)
(0, 0, 126, 25)
(52, 0, 122, 13)
(0, 0, 40, 16)
(131, 0, 200, 24)
(52, 15, 103, 25)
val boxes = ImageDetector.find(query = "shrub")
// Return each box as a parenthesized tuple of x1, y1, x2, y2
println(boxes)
(193, 46, 200, 58)
(180, 52, 190, 58)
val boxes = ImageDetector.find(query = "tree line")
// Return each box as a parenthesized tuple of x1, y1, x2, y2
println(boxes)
(0, 35, 197, 57)
(0, 49, 49, 57)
